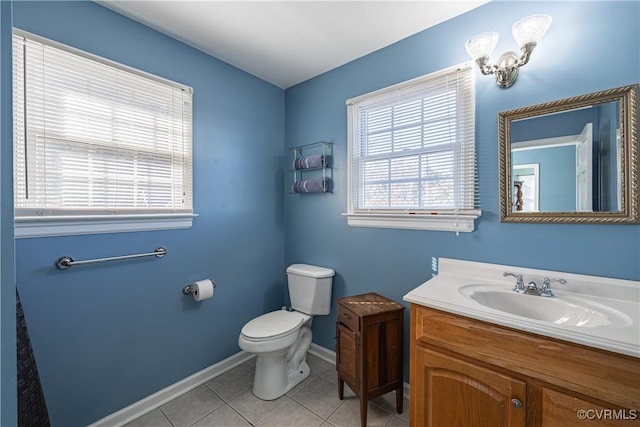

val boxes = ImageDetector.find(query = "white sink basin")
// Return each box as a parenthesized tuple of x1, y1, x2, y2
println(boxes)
(403, 258, 640, 358)
(459, 285, 631, 328)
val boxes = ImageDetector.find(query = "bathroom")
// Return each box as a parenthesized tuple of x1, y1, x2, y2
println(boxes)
(1, 1, 638, 426)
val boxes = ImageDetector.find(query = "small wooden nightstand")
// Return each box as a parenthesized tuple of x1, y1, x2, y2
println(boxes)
(336, 292, 405, 427)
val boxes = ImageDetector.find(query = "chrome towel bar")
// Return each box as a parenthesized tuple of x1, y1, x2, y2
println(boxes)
(56, 247, 167, 270)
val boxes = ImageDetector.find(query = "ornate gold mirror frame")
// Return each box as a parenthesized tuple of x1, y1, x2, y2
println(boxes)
(498, 84, 638, 224)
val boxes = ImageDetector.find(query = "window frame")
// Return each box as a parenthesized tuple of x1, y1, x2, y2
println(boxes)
(12, 29, 197, 238)
(344, 63, 481, 233)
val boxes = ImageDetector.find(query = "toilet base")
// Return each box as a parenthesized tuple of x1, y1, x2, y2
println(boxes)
(252, 352, 310, 400)
(286, 359, 310, 393)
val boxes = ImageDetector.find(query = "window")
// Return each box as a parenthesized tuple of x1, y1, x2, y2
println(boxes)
(345, 63, 481, 232)
(12, 30, 195, 238)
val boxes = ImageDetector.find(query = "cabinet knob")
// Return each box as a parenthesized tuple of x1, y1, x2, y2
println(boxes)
(511, 398, 523, 409)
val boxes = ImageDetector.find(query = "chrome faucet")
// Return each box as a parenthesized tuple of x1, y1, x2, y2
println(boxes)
(525, 281, 541, 295)
(504, 272, 566, 297)
(503, 271, 526, 293)
(539, 277, 567, 297)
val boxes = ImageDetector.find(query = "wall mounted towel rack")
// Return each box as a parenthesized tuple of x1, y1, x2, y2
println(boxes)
(290, 141, 333, 194)
(55, 247, 167, 270)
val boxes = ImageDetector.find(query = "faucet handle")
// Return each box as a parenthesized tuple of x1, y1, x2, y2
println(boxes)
(540, 277, 567, 297)
(504, 271, 525, 292)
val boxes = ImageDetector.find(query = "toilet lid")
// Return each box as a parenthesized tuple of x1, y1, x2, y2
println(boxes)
(241, 310, 307, 340)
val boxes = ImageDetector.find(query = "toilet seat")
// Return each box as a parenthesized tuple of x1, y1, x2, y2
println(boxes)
(241, 310, 309, 342)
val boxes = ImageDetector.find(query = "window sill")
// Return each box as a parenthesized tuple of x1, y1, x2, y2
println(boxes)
(15, 213, 198, 239)
(343, 211, 481, 233)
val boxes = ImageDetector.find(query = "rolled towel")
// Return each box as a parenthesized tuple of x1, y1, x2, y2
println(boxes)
(292, 177, 330, 193)
(293, 153, 326, 170)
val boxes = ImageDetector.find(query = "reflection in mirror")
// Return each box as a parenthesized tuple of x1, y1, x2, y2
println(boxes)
(498, 84, 638, 223)
(512, 164, 539, 211)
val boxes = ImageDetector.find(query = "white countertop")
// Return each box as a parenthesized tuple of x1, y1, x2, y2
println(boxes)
(403, 258, 640, 358)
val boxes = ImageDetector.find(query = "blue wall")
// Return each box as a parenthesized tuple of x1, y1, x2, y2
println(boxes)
(5, 1, 640, 426)
(512, 105, 597, 141)
(1, 1, 17, 425)
(284, 0, 640, 382)
(513, 145, 576, 211)
(12, 2, 285, 426)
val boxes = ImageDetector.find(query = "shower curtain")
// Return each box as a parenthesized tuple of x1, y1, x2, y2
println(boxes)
(17, 290, 50, 427)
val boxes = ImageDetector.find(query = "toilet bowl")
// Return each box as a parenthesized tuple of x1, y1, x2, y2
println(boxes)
(239, 310, 312, 400)
(238, 264, 334, 400)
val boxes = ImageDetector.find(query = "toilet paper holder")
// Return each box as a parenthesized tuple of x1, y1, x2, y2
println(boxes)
(183, 280, 216, 296)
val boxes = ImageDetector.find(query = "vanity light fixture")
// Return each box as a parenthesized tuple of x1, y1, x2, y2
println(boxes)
(465, 14, 552, 88)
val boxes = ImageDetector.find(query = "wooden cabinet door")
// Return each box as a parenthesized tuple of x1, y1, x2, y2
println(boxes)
(336, 323, 358, 385)
(412, 346, 526, 427)
(542, 388, 640, 427)
(362, 313, 402, 391)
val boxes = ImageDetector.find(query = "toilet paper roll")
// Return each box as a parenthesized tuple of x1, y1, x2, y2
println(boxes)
(191, 279, 215, 301)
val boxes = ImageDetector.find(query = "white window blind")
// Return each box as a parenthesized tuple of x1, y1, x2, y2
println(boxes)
(345, 64, 481, 232)
(13, 30, 194, 237)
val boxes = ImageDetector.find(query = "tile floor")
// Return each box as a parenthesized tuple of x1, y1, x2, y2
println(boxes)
(125, 354, 408, 427)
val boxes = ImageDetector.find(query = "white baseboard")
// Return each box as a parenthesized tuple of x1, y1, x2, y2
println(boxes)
(308, 342, 336, 364)
(89, 344, 409, 426)
(88, 351, 256, 427)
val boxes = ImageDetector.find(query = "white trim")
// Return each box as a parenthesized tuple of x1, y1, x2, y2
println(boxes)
(15, 213, 198, 238)
(346, 64, 479, 232)
(511, 134, 578, 151)
(88, 351, 256, 427)
(308, 342, 336, 364)
(13, 28, 192, 92)
(346, 62, 472, 106)
(13, 31, 194, 235)
(344, 212, 479, 232)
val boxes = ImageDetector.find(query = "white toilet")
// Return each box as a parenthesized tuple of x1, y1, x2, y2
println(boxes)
(238, 264, 335, 400)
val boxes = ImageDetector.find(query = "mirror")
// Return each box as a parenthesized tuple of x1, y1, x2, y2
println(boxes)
(499, 84, 639, 223)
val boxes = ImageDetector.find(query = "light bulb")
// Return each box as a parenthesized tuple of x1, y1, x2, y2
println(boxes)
(465, 32, 499, 60)
(512, 14, 552, 48)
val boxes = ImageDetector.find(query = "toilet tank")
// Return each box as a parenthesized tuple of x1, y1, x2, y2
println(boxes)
(286, 264, 335, 315)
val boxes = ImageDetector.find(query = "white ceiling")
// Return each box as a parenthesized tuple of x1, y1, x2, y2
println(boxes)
(97, 1, 490, 89)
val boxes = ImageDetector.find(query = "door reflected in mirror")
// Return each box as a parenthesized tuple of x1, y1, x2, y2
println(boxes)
(498, 84, 638, 223)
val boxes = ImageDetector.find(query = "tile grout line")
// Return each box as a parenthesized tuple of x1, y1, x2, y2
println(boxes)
(182, 386, 228, 427)
(197, 373, 256, 427)
(289, 375, 347, 422)
(130, 354, 407, 427)
(157, 407, 175, 427)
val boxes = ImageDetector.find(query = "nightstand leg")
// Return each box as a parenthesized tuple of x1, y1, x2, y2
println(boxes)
(396, 386, 403, 413)
(338, 376, 344, 400)
(360, 397, 367, 427)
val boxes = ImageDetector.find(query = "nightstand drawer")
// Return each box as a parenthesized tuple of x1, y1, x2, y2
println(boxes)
(337, 305, 360, 332)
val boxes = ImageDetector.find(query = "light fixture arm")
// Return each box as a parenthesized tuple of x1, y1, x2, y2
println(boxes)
(516, 42, 537, 67)
(465, 14, 551, 88)
(475, 57, 495, 76)
(472, 42, 538, 88)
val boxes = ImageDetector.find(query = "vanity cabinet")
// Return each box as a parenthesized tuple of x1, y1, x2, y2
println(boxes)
(540, 388, 632, 427)
(414, 345, 526, 427)
(409, 305, 640, 427)
(336, 293, 405, 427)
